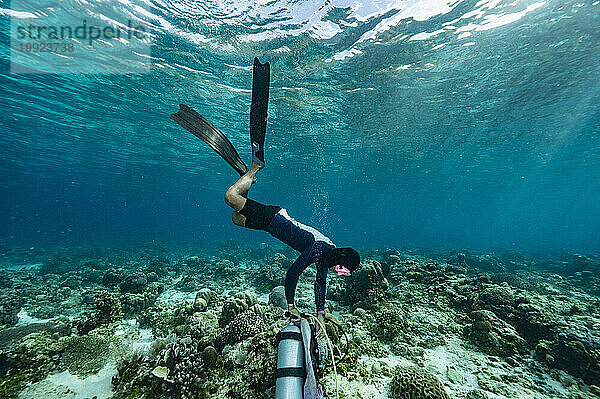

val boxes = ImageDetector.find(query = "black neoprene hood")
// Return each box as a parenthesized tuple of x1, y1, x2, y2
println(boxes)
(326, 247, 360, 272)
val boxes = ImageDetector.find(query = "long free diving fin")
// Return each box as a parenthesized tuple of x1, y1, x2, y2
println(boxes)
(250, 57, 270, 167)
(170, 104, 249, 176)
(169, 57, 270, 174)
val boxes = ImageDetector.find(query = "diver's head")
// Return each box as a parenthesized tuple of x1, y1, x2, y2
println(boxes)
(325, 247, 360, 276)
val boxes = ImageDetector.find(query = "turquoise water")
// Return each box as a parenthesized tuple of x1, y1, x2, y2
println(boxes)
(1, 0, 599, 252)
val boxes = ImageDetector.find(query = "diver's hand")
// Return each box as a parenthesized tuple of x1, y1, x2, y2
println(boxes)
(287, 305, 302, 320)
(317, 313, 325, 326)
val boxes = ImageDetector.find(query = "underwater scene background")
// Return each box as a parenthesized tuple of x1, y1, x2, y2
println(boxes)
(1, 0, 599, 251)
(1, 0, 599, 398)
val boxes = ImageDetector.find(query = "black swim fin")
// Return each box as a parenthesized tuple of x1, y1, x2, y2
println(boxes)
(170, 104, 249, 176)
(250, 57, 270, 167)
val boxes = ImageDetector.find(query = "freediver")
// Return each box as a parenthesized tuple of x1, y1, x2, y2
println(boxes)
(224, 159, 360, 327)
(170, 57, 361, 330)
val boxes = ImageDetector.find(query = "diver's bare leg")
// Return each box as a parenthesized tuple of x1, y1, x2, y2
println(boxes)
(224, 161, 263, 212)
(232, 211, 245, 227)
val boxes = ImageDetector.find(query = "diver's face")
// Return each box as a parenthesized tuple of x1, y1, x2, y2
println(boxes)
(330, 264, 351, 277)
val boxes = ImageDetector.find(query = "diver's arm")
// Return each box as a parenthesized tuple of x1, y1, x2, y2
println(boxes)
(317, 312, 325, 327)
(315, 266, 327, 334)
(314, 262, 327, 312)
(284, 247, 313, 308)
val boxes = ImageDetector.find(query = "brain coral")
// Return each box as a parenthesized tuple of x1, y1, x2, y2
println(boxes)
(214, 310, 265, 350)
(389, 366, 450, 399)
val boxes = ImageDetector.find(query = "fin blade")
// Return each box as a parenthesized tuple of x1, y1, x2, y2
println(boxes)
(170, 104, 249, 176)
(250, 57, 270, 166)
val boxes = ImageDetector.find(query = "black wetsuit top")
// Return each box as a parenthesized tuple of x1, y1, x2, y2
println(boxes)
(266, 208, 335, 311)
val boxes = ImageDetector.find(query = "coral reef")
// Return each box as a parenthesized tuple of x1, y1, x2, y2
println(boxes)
(60, 333, 126, 377)
(268, 285, 287, 309)
(0, 318, 71, 352)
(214, 309, 266, 350)
(389, 366, 450, 399)
(113, 296, 276, 398)
(102, 269, 124, 288)
(175, 275, 197, 292)
(145, 256, 171, 276)
(2, 244, 600, 399)
(195, 288, 217, 306)
(219, 290, 258, 327)
(465, 310, 527, 357)
(448, 251, 505, 273)
(373, 305, 409, 343)
(119, 272, 149, 294)
(338, 259, 389, 310)
(75, 290, 123, 334)
(39, 254, 78, 275)
(536, 332, 600, 386)
(253, 253, 290, 293)
(0, 332, 67, 399)
(120, 281, 161, 318)
(0, 294, 23, 329)
(218, 330, 278, 395)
